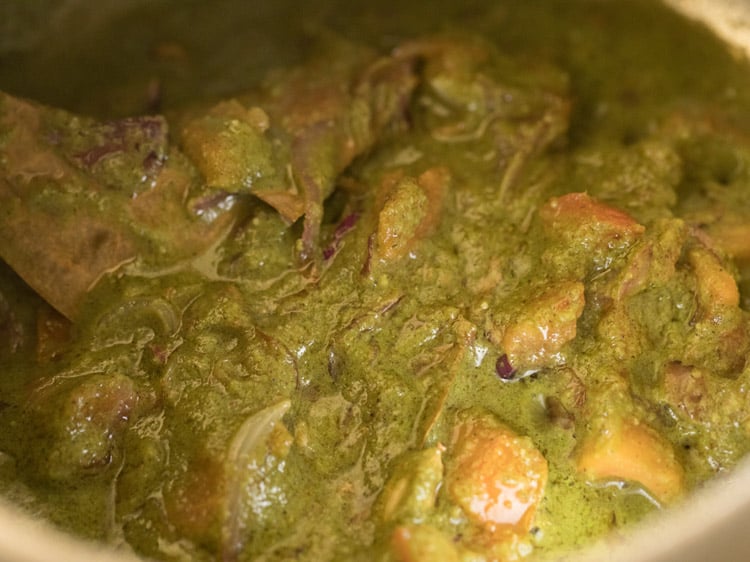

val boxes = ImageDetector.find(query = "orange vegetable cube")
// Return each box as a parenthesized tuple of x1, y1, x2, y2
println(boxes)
(576, 418, 684, 504)
(687, 246, 740, 310)
(539, 192, 645, 242)
(502, 280, 585, 374)
(538, 192, 645, 274)
(446, 418, 547, 535)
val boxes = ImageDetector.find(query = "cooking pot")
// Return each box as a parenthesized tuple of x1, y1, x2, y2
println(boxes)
(1, 1, 749, 560)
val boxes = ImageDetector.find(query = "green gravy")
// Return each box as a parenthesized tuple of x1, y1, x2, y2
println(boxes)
(2, 1, 750, 560)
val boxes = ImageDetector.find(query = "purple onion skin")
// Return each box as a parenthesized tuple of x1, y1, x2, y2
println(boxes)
(495, 354, 516, 380)
(335, 212, 360, 237)
(324, 212, 360, 261)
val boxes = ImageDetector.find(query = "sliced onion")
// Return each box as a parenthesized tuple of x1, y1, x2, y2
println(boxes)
(222, 399, 291, 562)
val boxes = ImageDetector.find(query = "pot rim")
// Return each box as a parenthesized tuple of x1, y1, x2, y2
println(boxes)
(2, 1, 750, 561)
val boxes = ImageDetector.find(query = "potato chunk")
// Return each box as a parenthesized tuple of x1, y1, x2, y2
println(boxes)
(374, 176, 428, 262)
(372, 168, 449, 266)
(502, 280, 585, 374)
(539, 192, 645, 275)
(576, 418, 684, 504)
(687, 245, 740, 311)
(181, 100, 275, 192)
(446, 417, 547, 535)
(539, 192, 645, 242)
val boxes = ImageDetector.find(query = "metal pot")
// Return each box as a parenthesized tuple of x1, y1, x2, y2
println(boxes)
(1, 1, 749, 560)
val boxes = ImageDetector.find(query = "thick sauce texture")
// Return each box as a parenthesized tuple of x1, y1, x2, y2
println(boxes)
(2, 1, 750, 560)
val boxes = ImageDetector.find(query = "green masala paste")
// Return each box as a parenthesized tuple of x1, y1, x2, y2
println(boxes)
(2, 1, 750, 560)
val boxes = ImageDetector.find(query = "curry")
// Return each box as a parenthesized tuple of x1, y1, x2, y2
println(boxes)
(2, 1, 750, 560)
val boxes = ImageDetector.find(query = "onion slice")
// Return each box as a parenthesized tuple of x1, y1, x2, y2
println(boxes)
(222, 399, 292, 562)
